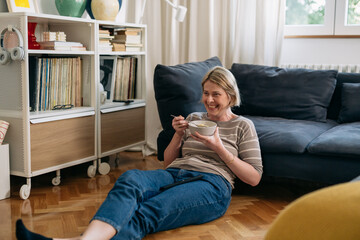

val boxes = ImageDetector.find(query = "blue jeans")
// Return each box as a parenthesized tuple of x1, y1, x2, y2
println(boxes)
(92, 168, 232, 240)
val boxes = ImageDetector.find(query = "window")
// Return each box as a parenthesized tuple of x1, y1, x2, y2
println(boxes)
(347, 0, 360, 24)
(285, 0, 360, 36)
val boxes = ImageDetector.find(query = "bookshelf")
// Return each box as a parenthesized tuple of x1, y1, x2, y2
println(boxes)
(0, 13, 147, 199)
(96, 21, 147, 163)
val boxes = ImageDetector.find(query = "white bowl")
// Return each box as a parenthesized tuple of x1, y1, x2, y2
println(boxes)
(188, 120, 217, 136)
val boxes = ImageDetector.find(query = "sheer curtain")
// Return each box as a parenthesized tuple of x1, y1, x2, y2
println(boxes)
(118, 0, 285, 154)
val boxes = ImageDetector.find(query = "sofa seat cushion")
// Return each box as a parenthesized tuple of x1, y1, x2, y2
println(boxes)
(230, 64, 337, 122)
(246, 116, 338, 154)
(308, 122, 360, 157)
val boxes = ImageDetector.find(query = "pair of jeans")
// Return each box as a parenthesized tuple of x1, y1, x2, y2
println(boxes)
(92, 168, 232, 240)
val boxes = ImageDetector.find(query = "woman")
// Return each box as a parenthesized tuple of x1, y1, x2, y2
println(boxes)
(16, 66, 262, 240)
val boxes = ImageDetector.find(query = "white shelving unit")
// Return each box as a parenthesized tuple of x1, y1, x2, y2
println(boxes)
(96, 21, 147, 164)
(0, 12, 147, 199)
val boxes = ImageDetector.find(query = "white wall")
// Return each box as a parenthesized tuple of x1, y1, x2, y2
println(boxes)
(280, 38, 360, 65)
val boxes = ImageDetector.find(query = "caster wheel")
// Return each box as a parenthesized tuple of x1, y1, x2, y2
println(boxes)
(98, 162, 110, 175)
(20, 184, 31, 200)
(87, 165, 96, 178)
(52, 176, 61, 186)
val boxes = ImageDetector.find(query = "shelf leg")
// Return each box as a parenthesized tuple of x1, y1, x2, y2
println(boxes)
(141, 144, 146, 160)
(115, 153, 120, 166)
(19, 178, 31, 200)
(87, 160, 97, 178)
(52, 170, 61, 186)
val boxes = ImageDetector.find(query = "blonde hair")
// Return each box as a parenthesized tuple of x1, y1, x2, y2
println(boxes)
(201, 66, 241, 107)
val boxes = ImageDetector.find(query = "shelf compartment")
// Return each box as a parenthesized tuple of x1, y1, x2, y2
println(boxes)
(28, 55, 93, 112)
(30, 115, 95, 171)
(101, 106, 145, 153)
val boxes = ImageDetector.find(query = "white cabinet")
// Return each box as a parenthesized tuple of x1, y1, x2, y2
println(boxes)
(0, 13, 147, 199)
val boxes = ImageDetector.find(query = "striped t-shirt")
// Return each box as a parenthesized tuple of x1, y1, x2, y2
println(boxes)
(167, 112, 263, 188)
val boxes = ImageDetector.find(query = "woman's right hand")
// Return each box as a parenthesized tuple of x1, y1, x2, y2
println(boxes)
(172, 115, 188, 136)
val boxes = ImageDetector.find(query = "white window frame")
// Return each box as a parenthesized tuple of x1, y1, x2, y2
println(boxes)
(335, 0, 360, 35)
(285, 0, 360, 36)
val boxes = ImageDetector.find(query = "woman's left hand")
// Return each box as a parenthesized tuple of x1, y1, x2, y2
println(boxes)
(190, 127, 223, 151)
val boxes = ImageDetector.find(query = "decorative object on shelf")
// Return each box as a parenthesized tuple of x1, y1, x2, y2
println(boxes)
(86, 0, 122, 21)
(27, 22, 40, 49)
(55, 0, 87, 18)
(0, 26, 25, 65)
(0, 120, 9, 145)
(6, 0, 38, 13)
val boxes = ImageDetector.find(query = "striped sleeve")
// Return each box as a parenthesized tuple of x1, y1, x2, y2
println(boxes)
(238, 118, 263, 176)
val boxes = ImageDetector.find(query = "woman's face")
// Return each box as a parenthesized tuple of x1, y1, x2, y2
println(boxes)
(202, 81, 231, 120)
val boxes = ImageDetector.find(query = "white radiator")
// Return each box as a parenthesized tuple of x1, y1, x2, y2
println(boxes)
(280, 64, 360, 73)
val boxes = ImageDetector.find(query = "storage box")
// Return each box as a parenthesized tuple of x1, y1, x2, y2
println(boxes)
(0, 144, 10, 200)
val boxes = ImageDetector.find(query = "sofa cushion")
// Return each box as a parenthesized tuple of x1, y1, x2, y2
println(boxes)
(327, 73, 360, 120)
(308, 122, 360, 157)
(154, 56, 222, 131)
(246, 116, 338, 154)
(338, 83, 360, 123)
(230, 64, 337, 122)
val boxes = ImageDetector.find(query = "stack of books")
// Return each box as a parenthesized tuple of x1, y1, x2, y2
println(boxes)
(39, 41, 86, 51)
(42, 32, 66, 42)
(112, 28, 142, 52)
(99, 29, 114, 52)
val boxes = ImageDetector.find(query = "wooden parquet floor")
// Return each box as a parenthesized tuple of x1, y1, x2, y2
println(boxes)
(0, 152, 325, 240)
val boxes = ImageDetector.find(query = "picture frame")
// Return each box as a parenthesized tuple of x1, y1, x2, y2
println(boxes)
(99, 56, 117, 103)
(6, 0, 38, 13)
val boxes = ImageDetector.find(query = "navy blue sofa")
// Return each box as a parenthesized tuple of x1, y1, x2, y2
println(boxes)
(153, 57, 360, 185)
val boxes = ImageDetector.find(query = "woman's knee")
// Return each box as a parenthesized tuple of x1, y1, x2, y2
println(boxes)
(115, 169, 144, 186)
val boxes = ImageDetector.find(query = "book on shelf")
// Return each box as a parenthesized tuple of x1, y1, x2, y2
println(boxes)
(99, 32, 114, 40)
(99, 44, 113, 52)
(99, 29, 110, 34)
(113, 57, 138, 101)
(42, 32, 66, 42)
(112, 43, 126, 51)
(98, 29, 115, 52)
(115, 28, 142, 36)
(39, 41, 83, 47)
(30, 57, 83, 112)
(41, 45, 87, 51)
(125, 43, 143, 52)
(39, 41, 86, 51)
(112, 34, 141, 44)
